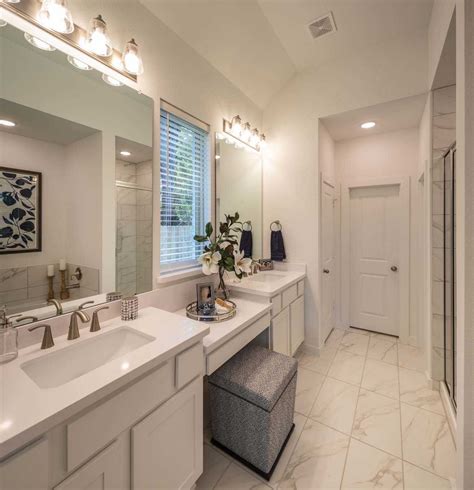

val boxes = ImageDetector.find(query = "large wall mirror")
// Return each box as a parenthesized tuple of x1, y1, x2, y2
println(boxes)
(0, 23, 153, 324)
(215, 134, 262, 259)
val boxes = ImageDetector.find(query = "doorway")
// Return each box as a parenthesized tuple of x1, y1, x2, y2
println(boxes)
(341, 177, 410, 340)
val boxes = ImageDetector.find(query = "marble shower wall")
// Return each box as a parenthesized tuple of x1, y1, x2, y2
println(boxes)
(116, 160, 153, 296)
(431, 85, 456, 382)
(0, 263, 99, 314)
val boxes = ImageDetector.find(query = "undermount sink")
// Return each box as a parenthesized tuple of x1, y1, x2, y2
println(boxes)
(21, 326, 155, 389)
(247, 272, 286, 283)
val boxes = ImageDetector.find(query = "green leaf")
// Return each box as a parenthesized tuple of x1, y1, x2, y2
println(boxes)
(205, 222, 213, 237)
(193, 235, 208, 243)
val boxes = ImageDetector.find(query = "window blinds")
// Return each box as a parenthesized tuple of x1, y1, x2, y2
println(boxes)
(160, 108, 210, 271)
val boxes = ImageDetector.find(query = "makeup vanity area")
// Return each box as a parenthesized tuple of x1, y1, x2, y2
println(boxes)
(0, 6, 305, 489)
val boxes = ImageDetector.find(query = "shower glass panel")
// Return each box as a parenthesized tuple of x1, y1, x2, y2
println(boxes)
(443, 144, 456, 408)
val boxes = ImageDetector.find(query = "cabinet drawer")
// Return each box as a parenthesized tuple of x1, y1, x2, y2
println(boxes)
(176, 342, 203, 389)
(0, 438, 49, 490)
(67, 360, 174, 471)
(282, 284, 298, 309)
(270, 294, 282, 316)
(297, 280, 305, 297)
(206, 313, 271, 375)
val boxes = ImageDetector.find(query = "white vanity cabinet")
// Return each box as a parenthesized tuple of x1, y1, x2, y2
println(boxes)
(271, 280, 305, 356)
(1, 340, 205, 490)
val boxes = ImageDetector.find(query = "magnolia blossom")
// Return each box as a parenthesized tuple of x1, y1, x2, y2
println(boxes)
(233, 249, 252, 275)
(198, 251, 221, 275)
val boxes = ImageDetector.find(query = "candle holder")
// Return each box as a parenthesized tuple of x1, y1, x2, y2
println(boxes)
(60, 269, 70, 300)
(47, 276, 55, 300)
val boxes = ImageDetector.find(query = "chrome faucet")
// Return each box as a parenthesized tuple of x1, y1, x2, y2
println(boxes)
(48, 298, 63, 315)
(28, 324, 54, 349)
(68, 310, 90, 340)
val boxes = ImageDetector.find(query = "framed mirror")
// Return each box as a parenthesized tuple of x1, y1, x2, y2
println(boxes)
(0, 23, 153, 324)
(215, 134, 262, 259)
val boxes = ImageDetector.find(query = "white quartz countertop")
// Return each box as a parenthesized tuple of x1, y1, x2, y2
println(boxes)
(0, 307, 209, 460)
(175, 297, 271, 354)
(228, 268, 306, 297)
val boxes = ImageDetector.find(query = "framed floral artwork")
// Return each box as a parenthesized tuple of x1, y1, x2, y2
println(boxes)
(0, 167, 42, 254)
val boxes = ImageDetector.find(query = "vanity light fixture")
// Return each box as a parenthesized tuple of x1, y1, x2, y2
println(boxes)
(0, 119, 16, 127)
(24, 32, 56, 51)
(122, 38, 143, 75)
(223, 116, 265, 152)
(259, 134, 267, 149)
(86, 14, 112, 57)
(230, 115, 242, 135)
(102, 73, 123, 87)
(120, 150, 131, 156)
(361, 121, 376, 129)
(67, 55, 92, 70)
(38, 0, 74, 34)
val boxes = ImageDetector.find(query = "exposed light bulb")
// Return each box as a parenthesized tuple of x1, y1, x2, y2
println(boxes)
(5, 0, 21, 3)
(120, 150, 131, 156)
(250, 128, 260, 147)
(0, 120, 16, 127)
(259, 134, 267, 150)
(24, 32, 56, 51)
(122, 38, 143, 75)
(102, 73, 123, 87)
(242, 122, 251, 142)
(361, 121, 376, 129)
(86, 15, 112, 57)
(67, 55, 92, 71)
(38, 0, 74, 34)
(215, 155, 221, 160)
(231, 115, 242, 135)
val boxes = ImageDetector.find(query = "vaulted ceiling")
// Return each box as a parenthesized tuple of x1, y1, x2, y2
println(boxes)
(140, 0, 434, 109)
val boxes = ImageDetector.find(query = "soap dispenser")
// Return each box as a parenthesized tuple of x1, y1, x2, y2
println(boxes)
(0, 306, 18, 364)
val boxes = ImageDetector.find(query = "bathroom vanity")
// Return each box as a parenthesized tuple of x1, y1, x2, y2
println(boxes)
(229, 265, 306, 356)
(0, 308, 209, 490)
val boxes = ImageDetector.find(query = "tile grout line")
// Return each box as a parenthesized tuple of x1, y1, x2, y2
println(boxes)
(338, 330, 369, 489)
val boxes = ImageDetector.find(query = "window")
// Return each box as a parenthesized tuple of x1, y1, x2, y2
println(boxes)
(160, 103, 211, 273)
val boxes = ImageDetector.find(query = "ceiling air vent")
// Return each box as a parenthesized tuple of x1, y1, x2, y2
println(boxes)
(308, 12, 337, 39)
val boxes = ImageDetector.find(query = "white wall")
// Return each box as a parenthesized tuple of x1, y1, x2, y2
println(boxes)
(0, 132, 68, 267)
(335, 128, 420, 342)
(263, 34, 428, 348)
(66, 0, 263, 289)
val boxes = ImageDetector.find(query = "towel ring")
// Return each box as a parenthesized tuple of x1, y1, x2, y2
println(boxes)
(242, 220, 252, 231)
(270, 220, 282, 231)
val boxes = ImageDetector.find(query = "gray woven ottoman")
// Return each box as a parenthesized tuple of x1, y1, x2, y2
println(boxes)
(208, 344, 297, 479)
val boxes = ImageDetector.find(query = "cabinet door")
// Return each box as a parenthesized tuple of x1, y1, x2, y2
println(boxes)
(290, 295, 305, 355)
(131, 377, 203, 490)
(0, 438, 49, 490)
(272, 307, 290, 356)
(54, 440, 124, 490)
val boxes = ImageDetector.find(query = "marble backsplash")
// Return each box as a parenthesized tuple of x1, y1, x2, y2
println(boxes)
(0, 263, 99, 315)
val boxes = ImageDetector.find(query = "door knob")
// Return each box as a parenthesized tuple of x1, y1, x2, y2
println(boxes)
(323, 269, 330, 274)
(391, 266, 398, 272)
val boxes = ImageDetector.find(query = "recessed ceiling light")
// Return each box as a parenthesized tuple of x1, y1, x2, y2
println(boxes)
(120, 150, 131, 156)
(0, 119, 16, 127)
(361, 121, 376, 129)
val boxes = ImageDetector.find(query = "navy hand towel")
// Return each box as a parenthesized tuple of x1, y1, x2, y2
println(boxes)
(240, 230, 253, 258)
(271, 230, 286, 261)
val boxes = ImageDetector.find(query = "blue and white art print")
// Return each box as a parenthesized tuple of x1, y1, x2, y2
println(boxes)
(0, 167, 41, 254)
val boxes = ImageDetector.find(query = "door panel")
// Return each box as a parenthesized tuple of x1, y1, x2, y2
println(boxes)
(321, 180, 336, 343)
(350, 184, 400, 336)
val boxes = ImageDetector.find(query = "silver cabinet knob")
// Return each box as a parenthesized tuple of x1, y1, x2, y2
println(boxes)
(391, 266, 398, 272)
(323, 269, 330, 274)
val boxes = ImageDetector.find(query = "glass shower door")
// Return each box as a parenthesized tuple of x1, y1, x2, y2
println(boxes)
(443, 144, 456, 407)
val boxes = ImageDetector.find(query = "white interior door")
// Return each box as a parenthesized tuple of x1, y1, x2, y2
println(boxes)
(349, 184, 402, 336)
(321, 179, 336, 343)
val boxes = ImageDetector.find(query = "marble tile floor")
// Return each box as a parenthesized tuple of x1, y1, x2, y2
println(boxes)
(197, 328, 456, 489)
